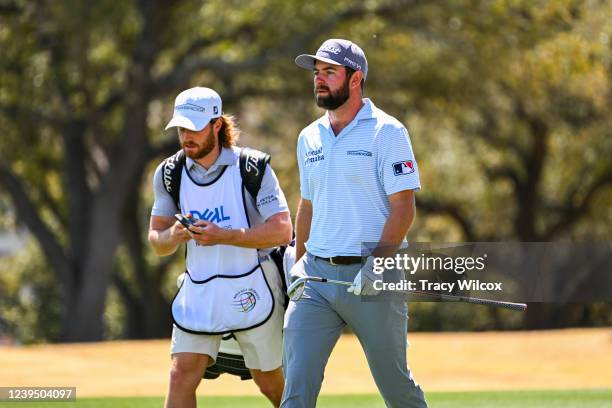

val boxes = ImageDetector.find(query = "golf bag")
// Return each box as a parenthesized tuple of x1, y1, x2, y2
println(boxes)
(202, 334, 252, 381)
(162, 147, 289, 381)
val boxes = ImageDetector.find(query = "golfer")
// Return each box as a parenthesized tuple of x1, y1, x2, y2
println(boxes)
(281, 39, 428, 407)
(148, 87, 292, 408)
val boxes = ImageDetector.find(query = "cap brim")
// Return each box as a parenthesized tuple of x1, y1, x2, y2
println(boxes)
(295, 54, 343, 70)
(164, 115, 210, 131)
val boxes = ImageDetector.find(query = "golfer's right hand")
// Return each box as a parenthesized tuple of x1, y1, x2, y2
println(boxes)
(348, 256, 380, 296)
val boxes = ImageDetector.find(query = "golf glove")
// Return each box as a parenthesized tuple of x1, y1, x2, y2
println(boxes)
(347, 256, 380, 296)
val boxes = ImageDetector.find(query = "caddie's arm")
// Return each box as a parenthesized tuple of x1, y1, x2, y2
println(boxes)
(148, 215, 191, 256)
(293, 198, 312, 261)
(373, 190, 416, 257)
(189, 211, 292, 248)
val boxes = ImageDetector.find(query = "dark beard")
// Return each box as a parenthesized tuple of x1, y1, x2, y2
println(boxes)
(182, 128, 216, 159)
(315, 77, 350, 110)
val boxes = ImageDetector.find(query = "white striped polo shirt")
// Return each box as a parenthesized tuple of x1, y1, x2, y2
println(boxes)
(297, 98, 421, 257)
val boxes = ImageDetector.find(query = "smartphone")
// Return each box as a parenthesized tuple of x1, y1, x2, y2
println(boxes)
(174, 214, 201, 234)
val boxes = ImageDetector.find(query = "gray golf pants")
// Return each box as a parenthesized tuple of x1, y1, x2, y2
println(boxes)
(281, 253, 427, 408)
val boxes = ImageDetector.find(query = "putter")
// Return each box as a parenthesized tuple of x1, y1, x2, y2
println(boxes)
(287, 275, 527, 311)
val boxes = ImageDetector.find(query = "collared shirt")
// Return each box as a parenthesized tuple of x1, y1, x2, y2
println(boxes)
(183, 146, 236, 183)
(297, 98, 421, 257)
(152, 146, 289, 226)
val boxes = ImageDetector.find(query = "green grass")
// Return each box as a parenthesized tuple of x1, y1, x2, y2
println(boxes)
(0, 389, 610, 407)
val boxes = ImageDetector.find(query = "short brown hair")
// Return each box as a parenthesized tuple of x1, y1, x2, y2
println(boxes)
(345, 67, 365, 91)
(216, 114, 240, 148)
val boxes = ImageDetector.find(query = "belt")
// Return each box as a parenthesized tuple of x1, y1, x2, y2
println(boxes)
(312, 255, 366, 265)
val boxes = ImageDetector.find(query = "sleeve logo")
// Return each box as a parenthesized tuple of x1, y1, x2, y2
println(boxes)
(393, 160, 415, 176)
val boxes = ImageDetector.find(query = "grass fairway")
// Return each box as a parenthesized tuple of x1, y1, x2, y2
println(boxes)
(2, 330, 610, 396)
(1, 389, 610, 407)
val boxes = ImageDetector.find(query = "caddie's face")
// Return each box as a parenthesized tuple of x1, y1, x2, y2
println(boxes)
(177, 122, 216, 160)
(313, 61, 351, 110)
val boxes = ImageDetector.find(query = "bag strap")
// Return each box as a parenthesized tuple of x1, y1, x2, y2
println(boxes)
(162, 147, 268, 208)
(239, 147, 270, 200)
(239, 148, 292, 308)
(161, 149, 186, 209)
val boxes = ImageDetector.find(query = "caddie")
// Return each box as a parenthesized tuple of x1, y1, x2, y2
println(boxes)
(148, 86, 292, 408)
(281, 39, 428, 407)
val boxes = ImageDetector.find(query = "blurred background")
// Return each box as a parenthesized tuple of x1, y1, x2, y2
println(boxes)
(0, 0, 610, 344)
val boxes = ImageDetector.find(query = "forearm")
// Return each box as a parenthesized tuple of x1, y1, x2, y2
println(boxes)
(373, 191, 416, 257)
(294, 198, 312, 261)
(148, 228, 183, 256)
(226, 211, 292, 249)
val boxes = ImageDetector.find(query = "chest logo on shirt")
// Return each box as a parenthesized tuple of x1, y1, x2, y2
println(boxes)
(393, 160, 415, 176)
(189, 206, 231, 223)
(347, 150, 372, 157)
(304, 147, 324, 165)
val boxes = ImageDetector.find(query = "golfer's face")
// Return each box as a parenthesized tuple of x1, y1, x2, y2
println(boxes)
(313, 61, 347, 96)
(177, 123, 216, 159)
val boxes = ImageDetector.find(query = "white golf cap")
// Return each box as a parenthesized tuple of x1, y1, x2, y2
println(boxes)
(165, 87, 222, 131)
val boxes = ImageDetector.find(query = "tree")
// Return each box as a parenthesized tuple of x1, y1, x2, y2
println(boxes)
(0, 0, 414, 341)
(363, 0, 612, 327)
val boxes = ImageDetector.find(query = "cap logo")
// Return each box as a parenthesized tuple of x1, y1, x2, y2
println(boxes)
(176, 103, 205, 112)
(319, 45, 341, 54)
(343, 57, 361, 71)
(213, 106, 219, 114)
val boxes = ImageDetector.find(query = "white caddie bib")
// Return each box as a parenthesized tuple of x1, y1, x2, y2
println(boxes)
(171, 161, 274, 334)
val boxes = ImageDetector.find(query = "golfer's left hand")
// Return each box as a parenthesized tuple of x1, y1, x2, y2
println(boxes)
(348, 256, 380, 296)
(188, 220, 228, 246)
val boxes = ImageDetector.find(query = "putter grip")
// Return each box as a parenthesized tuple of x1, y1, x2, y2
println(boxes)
(465, 296, 527, 311)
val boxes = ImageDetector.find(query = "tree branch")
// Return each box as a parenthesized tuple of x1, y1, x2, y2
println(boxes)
(417, 196, 476, 241)
(0, 159, 70, 282)
(172, 21, 260, 67)
(152, 2, 411, 97)
(543, 170, 612, 239)
(482, 164, 522, 188)
(475, 109, 527, 157)
(0, 104, 64, 129)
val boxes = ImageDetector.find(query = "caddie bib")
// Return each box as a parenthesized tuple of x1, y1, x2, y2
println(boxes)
(171, 159, 274, 335)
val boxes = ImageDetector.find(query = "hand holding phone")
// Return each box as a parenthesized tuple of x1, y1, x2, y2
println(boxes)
(174, 214, 201, 234)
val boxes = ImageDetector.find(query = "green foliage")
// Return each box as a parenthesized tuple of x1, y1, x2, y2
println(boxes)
(0, 240, 62, 343)
(0, 0, 610, 342)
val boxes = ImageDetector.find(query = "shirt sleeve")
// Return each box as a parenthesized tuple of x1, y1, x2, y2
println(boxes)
(297, 135, 312, 200)
(151, 162, 179, 217)
(378, 125, 421, 195)
(255, 164, 290, 220)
